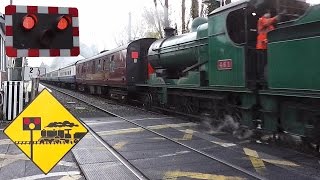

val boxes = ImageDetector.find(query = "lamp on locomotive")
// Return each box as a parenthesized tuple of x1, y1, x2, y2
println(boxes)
(5, 5, 79, 57)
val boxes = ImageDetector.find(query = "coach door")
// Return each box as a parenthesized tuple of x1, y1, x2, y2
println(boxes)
(126, 39, 157, 85)
(127, 43, 143, 85)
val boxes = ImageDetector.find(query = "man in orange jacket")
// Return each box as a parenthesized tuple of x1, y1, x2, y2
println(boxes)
(256, 10, 279, 81)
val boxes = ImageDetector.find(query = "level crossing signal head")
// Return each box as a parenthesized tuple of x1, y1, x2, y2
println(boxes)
(5, 5, 80, 57)
(23, 117, 41, 130)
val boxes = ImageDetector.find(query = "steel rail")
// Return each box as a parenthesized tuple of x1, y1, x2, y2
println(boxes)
(51, 85, 266, 180)
(49, 87, 148, 180)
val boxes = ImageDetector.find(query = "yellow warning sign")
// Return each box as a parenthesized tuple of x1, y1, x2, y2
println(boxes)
(4, 89, 88, 174)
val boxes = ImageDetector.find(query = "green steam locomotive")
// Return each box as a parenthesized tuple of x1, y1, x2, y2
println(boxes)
(136, 0, 320, 145)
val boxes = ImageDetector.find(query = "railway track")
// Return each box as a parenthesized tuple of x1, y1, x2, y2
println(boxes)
(47, 84, 266, 180)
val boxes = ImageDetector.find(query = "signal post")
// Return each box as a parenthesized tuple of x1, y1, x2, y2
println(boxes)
(1, 4, 87, 175)
(3, 5, 80, 120)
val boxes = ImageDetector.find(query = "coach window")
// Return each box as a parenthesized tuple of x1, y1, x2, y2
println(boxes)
(111, 55, 114, 62)
(98, 59, 102, 71)
(95, 60, 98, 72)
(92, 61, 95, 73)
(226, 8, 246, 45)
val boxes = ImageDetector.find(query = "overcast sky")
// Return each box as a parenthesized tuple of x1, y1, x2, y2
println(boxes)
(0, 0, 319, 67)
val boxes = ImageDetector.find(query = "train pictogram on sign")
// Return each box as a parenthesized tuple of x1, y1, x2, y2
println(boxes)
(4, 89, 88, 174)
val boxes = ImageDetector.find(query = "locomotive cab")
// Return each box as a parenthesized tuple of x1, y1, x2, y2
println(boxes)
(223, 0, 310, 88)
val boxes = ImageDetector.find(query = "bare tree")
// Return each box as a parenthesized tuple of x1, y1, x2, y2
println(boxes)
(200, 3, 205, 17)
(142, 7, 164, 38)
(181, 0, 186, 33)
(113, 28, 128, 46)
(153, 0, 163, 38)
(203, 1, 220, 16)
(191, 0, 199, 19)
(164, 0, 169, 27)
(113, 20, 147, 46)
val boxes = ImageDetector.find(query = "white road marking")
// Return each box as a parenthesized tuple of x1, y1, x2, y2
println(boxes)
(159, 150, 190, 157)
(211, 141, 236, 147)
(0, 153, 28, 168)
(113, 141, 128, 150)
(0, 153, 76, 168)
(11, 171, 81, 180)
(58, 174, 82, 180)
(57, 161, 77, 167)
(0, 139, 12, 145)
(96, 122, 197, 136)
(86, 120, 123, 125)
(0, 129, 3, 131)
(131, 117, 175, 121)
(86, 117, 181, 126)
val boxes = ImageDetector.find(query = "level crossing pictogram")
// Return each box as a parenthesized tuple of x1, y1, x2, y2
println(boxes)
(4, 89, 88, 174)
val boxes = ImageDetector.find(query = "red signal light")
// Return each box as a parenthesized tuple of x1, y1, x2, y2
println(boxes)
(34, 118, 41, 125)
(23, 118, 30, 125)
(22, 14, 37, 30)
(56, 16, 70, 31)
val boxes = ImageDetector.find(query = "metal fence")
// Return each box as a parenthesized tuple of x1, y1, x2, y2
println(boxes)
(2, 81, 24, 121)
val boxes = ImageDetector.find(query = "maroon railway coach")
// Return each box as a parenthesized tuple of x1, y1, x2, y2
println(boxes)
(75, 38, 156, 100)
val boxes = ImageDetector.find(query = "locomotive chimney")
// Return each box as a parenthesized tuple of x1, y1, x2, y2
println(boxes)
(164, 27, 175, 38)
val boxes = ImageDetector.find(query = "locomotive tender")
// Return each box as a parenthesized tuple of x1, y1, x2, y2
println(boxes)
(42, 0, 320, 145)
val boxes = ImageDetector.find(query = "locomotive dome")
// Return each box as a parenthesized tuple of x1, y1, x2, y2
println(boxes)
(191, 17, 207, 32)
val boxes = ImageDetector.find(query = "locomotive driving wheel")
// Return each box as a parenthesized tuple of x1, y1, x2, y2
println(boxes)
(183, 98, 199, 115)
(142, 93, 153, 110)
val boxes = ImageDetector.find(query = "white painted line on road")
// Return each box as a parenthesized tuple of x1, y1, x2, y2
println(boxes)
(96, 122, 197, 136)
(11, 171, 81, 180)
(131, 117, 175, 121)
(57, 161, 77, 167)
(113, 141, 128, 150)
(58, 174, 82, 180)
(211, 141, 236, 147)
(0, 153, 28, 168)
(86, 120, 123, 125)
(0, 129, 3, 131)
(85, 117, 176, 126)
(159, 150, 190, 158)
(0, 139, 13, 145)
(0, 153, 77, 168)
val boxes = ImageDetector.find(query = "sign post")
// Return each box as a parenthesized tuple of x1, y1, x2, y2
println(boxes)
(2, 4, 80, 121)
(3, 4, 83, 173)
(4, 89, 88, 174)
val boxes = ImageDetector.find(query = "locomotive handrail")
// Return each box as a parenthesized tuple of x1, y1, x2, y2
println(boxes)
(182, 60, 209, 74)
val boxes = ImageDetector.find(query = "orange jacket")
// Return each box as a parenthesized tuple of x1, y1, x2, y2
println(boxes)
(256, 16, 277, 50)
